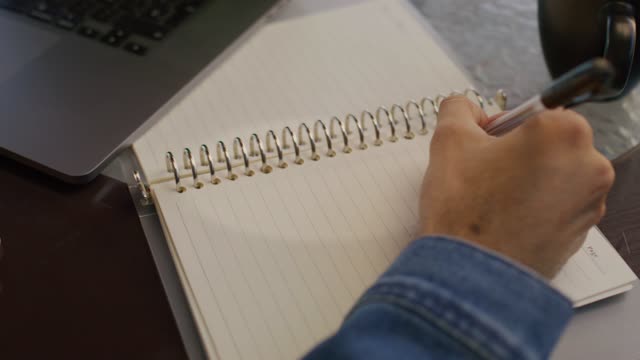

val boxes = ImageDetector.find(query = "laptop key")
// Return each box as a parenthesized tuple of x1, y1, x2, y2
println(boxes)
(147, 6, 169, 20)
(78, 25, 101, 38)
(56, 8, 83, 29)
(102, 34, 119, 46)
(92, 5, 119, 23)
(111, 27, 129, 38)
(165, 6, 192, 27)
(119, 17, 167, 40)
(56, 18, 77, 29)
(124, 42, 147, 56)
(101, 28, 129, 46)
(30, 9, 54, 22)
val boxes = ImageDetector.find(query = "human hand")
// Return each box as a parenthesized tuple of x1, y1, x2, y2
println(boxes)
(419, 96, 614, 278)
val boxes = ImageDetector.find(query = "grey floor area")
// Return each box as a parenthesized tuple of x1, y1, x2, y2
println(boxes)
(412, 0, 640, 158)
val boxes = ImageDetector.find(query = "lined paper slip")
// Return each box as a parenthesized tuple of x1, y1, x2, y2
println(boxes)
(132, 0, 637, 359)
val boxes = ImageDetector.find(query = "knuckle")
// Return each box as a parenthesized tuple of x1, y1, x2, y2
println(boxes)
(590, 202, 607, 224)
(599, 202, 607, 219)
(558, 113, 593, 145)
(593, 156, 615, 192)
(521, 110, 593, 146)
(520, 114, 552, 135)
(437, 95, 487, 128)
(438, 96, 475, 117)
(439, 95, 471, 109)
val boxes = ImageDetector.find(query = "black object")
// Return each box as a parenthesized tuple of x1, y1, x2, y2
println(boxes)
(124, 41, 148, 56)
(0, 0, 208, 55)
(539, 0, 638, 99)
(484, 58, 616, 136)
(541, 58, 616, 108)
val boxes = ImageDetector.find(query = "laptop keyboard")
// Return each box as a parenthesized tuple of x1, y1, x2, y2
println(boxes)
(0, 0, 209, 56)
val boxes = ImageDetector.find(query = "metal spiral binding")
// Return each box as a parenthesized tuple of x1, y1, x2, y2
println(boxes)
(344, 113, 367, 150)
(165, 152, 186, 193)
(313, 120, 336, 157)
(359, 110, 383, 146)
(200, 144, 221, 184)
(494, 89, 507, 110)
(298, 123, 320, 161)
(420, 97, 438, 117)
(376, 106, 398, 142)
(138, 88, 504, 195)
(435, 94, 448, 112)
(405, 100, 428, 135)
(465, 88, 485, 109)
(133, 171, 151, 204)
(216, 141, 237, 180)
(266, 130, 288, 169)
(183, 148, 204, 189)
(233, 137, 254, 177)
(249, 133, 273, 174)
(329, 116, 352, 154)
(390, 104, 414, 140)
(281, 126, 303, 164)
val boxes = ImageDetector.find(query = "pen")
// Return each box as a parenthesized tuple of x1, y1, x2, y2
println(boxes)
(483, 58, 616, 136)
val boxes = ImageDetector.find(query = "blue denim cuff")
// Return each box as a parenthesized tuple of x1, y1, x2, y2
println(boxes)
(352, 236, 573, 360)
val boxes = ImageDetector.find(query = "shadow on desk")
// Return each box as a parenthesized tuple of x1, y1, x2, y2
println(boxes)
(0, 159, 187, 359)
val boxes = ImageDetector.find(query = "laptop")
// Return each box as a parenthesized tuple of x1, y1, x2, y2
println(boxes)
(0, 0, 286, 183)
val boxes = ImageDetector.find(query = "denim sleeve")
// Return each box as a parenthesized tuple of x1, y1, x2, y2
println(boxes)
(304, 236, 573, 360)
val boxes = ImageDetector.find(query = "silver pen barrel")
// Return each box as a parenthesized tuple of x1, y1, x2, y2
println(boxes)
(484, 95, 546, 136)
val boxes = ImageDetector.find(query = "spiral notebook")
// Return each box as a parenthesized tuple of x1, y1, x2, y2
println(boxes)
(132, 1, 637, 359)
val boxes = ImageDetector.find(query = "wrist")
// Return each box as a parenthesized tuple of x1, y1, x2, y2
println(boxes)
(418, 229, 558, 279)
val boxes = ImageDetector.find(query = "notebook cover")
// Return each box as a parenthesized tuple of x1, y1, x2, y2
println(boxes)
(0, 158, 187, 359)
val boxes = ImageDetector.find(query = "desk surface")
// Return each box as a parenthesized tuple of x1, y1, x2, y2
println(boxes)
(0, 159, 187, 359)
(101, 1, 640, 359)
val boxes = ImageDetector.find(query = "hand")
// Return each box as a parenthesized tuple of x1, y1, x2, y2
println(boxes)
(419, 96, 614, 278)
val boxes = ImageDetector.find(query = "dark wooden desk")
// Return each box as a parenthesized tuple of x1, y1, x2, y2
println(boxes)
(0, 159, 187, 359)
(599, 145, 640, 277)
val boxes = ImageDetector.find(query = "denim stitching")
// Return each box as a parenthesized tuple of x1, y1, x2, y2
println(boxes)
(400, 237, 571, 307)
(348, 236, 573, 360)
(357, 283, 527, 360)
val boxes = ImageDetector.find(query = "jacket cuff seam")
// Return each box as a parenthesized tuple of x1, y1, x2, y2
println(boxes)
(354, 279, 541, 360)
(406, 236, 572, 306)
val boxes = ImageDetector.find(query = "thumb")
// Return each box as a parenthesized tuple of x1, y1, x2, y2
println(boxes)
(437, 96, 490, 136)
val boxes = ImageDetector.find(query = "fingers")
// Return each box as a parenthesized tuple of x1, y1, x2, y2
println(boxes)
(510, 108, 614, 231)
(486, 111, 507, 126)
(437, 96, 491, 133)
(511, 109, 594, 148)
(589, 152, 615, 196)
(579, 153, 614, 224)
(572, 194, 608, 238)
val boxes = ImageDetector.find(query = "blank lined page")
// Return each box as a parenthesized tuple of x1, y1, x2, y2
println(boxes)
(153, 125, 636, 359)
(133, 0, 471, 182)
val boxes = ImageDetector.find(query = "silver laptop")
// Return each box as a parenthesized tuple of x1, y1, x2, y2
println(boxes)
(0, 0, 285, 183)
